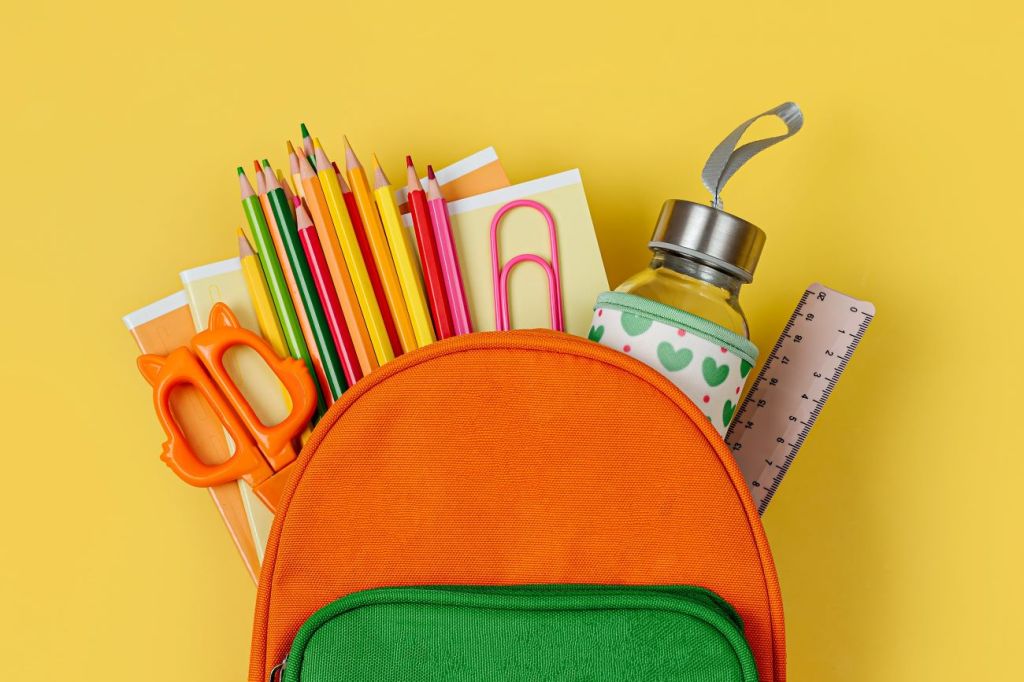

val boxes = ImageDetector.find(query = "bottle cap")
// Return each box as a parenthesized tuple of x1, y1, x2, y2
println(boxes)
(648, 200, 766, 283)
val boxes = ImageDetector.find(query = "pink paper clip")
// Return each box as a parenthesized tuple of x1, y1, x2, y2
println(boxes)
(489, 199, 564, 332)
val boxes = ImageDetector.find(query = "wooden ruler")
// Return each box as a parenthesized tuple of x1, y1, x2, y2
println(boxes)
(726, 284, 874, 514)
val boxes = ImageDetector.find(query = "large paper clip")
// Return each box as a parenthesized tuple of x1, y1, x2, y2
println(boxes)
(489, 199, 564, 332)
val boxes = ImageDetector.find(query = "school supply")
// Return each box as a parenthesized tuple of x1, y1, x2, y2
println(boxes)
(263, 163, 347, 402)
(180, 257, 294, 555)
(727, 284, 874, 514)
(332, 158, 403, 357)
(297, 150, 377, 376)
(295, 201, 361, 387)
(238, 230, 288, 360)
(590, 103, 803, 437)
(426, 166, 472, 335)
(138, 303, 316, 514)
(490, 199, 563, 332)
(122, 292, 261, 583)
(242, 166, 330, 406)
(372, 158, 435, 348)
(299, 123, 314, 162)
(249, 331, 784, 682)
(287, 141, 305, 199)
(405, 156, 454, 339)
(343, 138, 417, 353)
(395, 146, 511, 210)
(413, 169, 607, 336)
(272, 585, 757, 682)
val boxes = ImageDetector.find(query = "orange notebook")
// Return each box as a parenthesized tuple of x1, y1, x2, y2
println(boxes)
(122, 291, 261, 583)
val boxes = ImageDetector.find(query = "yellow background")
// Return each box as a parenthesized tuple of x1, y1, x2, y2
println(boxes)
(2, 1, 1020, 679)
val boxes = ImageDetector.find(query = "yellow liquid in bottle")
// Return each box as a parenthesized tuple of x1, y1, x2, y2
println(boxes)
(616, 252, 750, 338)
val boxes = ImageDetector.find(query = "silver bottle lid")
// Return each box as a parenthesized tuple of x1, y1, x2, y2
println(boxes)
(648, 200, 766, 283)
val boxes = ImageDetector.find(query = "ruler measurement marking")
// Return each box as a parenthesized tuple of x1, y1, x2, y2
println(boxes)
(726, 284, 874, 515)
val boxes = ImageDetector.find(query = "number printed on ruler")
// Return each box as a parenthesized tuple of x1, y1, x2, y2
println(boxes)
(726, 283, 874, 515)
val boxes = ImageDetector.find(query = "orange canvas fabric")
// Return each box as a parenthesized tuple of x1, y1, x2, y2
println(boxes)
(250, 330, 785, 681)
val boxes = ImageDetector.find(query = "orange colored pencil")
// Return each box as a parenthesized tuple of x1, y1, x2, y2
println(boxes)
(255, 163, 332, 401)
(297, 150, 377, 376)
(343, 137, 418, 353)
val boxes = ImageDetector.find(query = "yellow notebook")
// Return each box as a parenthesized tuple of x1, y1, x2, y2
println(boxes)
(179, 258, 284, 561)
(404, 169, 608, 337)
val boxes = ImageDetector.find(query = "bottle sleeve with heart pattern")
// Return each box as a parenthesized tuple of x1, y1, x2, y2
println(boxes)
(589, 292, 758, 438)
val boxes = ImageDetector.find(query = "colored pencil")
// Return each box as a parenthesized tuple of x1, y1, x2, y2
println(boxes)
(255, 165, 332, 402)
(315, 144, 394, 365)
(287, 141, 305, 199)
(427, 166, 473, 335)
(299, 123, 316, 168)
(334, 159, 403, 357)
(236, 168, 325, 412)
(373, 156, 435, 347)
(296, 201, 362, 387)
(406, 156, 454, 340)
(343, 137, 418, 353)
(297, 149, 377, 376)
(277, 169, 297, 219)
(237, 228, 288, 359)
(263, 162, 347, 402)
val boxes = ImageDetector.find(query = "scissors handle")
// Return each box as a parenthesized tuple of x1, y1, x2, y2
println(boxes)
(139, 347, 270, 488)
(191, 303, 317, 471)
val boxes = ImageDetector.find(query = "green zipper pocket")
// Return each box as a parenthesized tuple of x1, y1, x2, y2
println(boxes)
(275, 584, 758, 681)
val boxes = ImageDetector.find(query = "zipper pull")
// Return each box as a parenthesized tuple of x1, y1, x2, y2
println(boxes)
(269, 659, 286, 682)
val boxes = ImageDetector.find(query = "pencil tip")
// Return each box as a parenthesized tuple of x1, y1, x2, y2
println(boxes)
(236, 166, 245, 176)
(286, 140, 296, 155)
(253, 160, 262, 174)
(405, 155, 413, 168)
(313, 137, 322, 150)
(261, 159, 270, 168)
(427, 165, 436, 180)
(300, 123, 310, 139)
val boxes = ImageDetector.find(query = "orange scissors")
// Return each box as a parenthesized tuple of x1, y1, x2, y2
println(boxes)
(136, 302, 317, 513)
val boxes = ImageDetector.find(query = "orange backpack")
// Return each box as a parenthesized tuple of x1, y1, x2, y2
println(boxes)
(249, 330, 785, 681)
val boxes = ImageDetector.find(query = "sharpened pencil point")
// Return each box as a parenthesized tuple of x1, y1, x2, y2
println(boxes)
(405, 155, 413, 168)
(287, 140, 296, 155)
(261, 158, 271, 168)
(253, 160, 262, 174)
(313, 137, 322, 150)
(237, 166, 245, 176)
(427, 165, 436, 180)
(300, 123, 310, 139)
(371, 153, 382, 169)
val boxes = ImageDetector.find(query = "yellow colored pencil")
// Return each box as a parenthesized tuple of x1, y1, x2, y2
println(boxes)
(372, 156, 435, 348)
(287, 141, 305, 199)
(314, 141, 395, 365)
(237, 229, 289, 359)
(343, 137, 417, 353)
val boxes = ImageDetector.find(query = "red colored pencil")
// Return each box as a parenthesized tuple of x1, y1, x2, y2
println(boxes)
(405, 156, 454, 339)
(333, 160, 404, 357)
(296, 200, 362, 387)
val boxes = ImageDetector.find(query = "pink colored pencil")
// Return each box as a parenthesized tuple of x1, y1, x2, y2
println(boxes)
(296, 201, 362, 387)
(426, 165, 472, 335)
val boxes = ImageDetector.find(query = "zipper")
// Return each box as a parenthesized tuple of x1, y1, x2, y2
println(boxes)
(268, 658, 285, 682)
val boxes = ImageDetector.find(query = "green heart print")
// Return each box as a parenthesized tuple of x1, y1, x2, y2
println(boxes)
(656, 342, 693, 372)
(740, 359, 753, 378)
(587, 325, 605, 342)
(701, 357, 730, 387)
(722, 399, 735, 427)
(620, 312, 653, 336)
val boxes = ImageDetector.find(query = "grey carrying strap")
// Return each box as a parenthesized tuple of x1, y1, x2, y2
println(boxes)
(701, 102, 803, 210)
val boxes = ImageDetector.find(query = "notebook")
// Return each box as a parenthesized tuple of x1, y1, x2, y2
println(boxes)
(122, 291, 261, 583)
(406, 169, 608, 337)
(180, 258, 286, 561)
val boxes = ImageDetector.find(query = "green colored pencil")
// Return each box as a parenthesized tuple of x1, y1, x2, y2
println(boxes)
(261, 161, 348, 402)
(237, 167, 326, 415)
